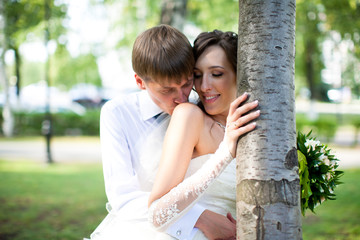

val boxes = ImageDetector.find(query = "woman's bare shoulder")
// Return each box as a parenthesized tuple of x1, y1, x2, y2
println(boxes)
(172, 102, 205, 120)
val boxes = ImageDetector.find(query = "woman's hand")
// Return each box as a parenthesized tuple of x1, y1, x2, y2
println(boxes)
(225, 92, 260, 157)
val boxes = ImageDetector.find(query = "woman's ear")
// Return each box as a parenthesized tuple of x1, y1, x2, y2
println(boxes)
(135, 74, 146, 90)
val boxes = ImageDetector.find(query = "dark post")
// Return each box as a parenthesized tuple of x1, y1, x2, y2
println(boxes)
(43, 0, 53, 163)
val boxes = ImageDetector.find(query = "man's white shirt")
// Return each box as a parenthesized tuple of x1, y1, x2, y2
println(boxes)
(100, 90, 205, 239)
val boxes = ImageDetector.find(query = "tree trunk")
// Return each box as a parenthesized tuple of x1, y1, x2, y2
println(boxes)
(0, 0, 14, 137)
(160, 0, 187, 31)
(14, 46, 21, 97)
(304, 39, 317, 100)
(236, 1, 301, 239)
(44, 0, 53, 163)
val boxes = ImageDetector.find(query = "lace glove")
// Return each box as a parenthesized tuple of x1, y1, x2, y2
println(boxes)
(148, 140, 234, 231)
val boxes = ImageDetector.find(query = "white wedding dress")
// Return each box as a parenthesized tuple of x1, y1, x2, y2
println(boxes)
(87, 117, 236, 240)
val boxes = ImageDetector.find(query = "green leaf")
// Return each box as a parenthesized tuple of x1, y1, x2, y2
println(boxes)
(296, 130, 344, 216)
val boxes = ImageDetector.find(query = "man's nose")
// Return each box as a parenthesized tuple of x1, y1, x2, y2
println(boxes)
(174, 90, 188, 104)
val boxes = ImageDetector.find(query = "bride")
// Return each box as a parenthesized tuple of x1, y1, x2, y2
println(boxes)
(88, 30, 259, 240)
(147, 30, 260, 239)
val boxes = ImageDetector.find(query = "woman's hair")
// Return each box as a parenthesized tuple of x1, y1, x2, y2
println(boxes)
(193, 30, 238, 73)
(132, 24, 194, 84)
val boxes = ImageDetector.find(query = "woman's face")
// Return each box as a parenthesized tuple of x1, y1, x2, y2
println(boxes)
(194, 45, 236, 118)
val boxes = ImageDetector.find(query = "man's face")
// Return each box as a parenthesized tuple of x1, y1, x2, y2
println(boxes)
(136, 74, 194, 115)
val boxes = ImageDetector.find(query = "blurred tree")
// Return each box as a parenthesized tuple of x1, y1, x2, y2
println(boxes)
(51, 44, 102, 90)
(0, 0, 14, 137)
(160, 0, 187, 30)
(102, 0, 238, 48)
(0, 0, 66, 137)
(44, 0, 53, 164)
(100, 0, 359, 101)
(296, 0, 360, 101)
(322, 0, 360, 53)
(322, 0, 360, 99)
(101, 0, 160, 48)
(3, 0, 67, 96)
(20, 60, 44, 86)
(343, 56, 360, 98)
(296, 1, 326, 101)
(187, 0, 238, 32)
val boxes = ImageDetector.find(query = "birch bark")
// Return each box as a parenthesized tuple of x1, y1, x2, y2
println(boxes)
(236, 1, 302, 239)
(0, 0, 14, 137)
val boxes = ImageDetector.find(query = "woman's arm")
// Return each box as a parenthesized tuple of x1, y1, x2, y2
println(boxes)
(148, 94, 259, 231)
(148, 138, 233, 231)
(148, 102, 235, 232)
(148, 102, 204, 207)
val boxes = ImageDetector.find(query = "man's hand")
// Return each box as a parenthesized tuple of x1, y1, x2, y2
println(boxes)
(195, 210, 236, 240)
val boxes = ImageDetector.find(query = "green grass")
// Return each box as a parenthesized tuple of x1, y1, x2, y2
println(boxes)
(0, 136, 100, 143)
(1, 160, 359, 239)
(302, 168, 360, 239)
(0, 160, 107, 240)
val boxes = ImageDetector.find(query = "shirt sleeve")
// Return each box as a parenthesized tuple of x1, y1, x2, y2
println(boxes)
(165, 204, 205, 239)
(100, 101, 148, 214)
(100, 100, 206, 239)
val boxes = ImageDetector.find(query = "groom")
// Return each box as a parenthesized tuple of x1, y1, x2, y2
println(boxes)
(100, 24, 236, 239)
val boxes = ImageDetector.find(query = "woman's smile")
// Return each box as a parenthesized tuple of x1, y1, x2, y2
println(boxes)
(203, 94, 220, 104)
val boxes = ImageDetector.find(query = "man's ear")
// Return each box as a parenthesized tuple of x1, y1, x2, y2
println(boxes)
(135, 74, 146, 90)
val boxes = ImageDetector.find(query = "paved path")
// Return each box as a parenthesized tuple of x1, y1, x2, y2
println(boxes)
(0, 137, 101, 164)
(0, 136, 359, 169)
(333, 146, 360, 169)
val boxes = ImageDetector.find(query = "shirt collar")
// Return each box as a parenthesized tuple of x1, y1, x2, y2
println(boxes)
(139, 90, 163, 121)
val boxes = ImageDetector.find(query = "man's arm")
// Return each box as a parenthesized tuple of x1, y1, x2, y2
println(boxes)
(100, 99, 208, 239)
(195, 210, 236, 240)
(100, 101, 150, 216)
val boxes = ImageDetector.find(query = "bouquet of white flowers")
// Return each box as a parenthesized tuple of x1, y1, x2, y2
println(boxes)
(297, 131, 344, 216)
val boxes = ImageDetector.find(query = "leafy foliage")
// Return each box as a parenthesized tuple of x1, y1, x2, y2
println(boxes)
(295, 1, 327, 100)
(295, 0, 360, 100)
(2, 0, 359, 95)
(102, 0, 239, 48)
(3, 0, 67, 47)
(187, 0, 238, 32)
(51, 47, 102, 89)
(297, 131, 344, 216)
(1, 0, 68, 95)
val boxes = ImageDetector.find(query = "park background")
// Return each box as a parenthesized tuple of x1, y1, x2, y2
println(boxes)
(0, 0, 359, 239)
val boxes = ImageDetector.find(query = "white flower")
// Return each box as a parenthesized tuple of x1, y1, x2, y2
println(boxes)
(320, 147, 325, 153)
(330, 159, 337, 165)
(319, 153, 326, 161)
(304, 139, 320, 151)
(323, 157, 331, 166)
(326, 173, 332, 181)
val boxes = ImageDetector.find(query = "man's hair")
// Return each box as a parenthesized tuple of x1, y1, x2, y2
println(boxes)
(132, 24, 194, 84)
(193, 30, 238, 73)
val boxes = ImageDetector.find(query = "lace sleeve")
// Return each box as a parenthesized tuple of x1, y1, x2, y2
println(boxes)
(148, 140, 234, 231)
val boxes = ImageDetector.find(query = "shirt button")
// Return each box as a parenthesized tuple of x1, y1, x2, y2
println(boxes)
(176, 230, 181, 236)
